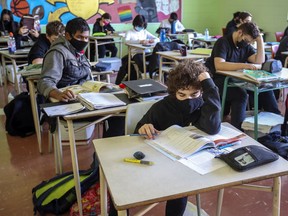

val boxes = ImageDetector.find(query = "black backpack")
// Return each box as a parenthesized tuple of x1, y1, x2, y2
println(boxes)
(32, 155, 99, 215)
(4, 92, 36, 137)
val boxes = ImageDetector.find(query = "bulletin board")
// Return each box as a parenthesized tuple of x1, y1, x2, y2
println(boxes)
(0, 0, 182, 24)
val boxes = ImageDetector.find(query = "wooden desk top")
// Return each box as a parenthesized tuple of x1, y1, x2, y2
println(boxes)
(156, 50, 209, 61)
(93, 123, 288, 210)
(217, 68, 288, 85)
(0, 48, 30, 58)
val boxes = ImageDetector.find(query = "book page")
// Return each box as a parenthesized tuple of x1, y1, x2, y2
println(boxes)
(43, 103, 85, 117)
(82, 80, 112, 92)
(145, 125, 214, 160)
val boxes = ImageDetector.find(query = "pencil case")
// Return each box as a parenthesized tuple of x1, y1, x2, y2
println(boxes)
(217, 145, 279, 172)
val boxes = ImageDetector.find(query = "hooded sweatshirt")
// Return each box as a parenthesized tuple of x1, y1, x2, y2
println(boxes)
(37, 35, 91, 98)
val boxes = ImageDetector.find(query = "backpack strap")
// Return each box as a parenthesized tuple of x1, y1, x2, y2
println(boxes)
(281, 94, 288, 136)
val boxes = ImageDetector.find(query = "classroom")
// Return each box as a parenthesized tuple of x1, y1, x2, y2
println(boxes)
(1, 0, 288, 215)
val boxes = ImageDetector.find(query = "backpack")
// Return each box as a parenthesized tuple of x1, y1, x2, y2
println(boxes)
(4, 92, 36, 137)
(32, 156, 99, 215)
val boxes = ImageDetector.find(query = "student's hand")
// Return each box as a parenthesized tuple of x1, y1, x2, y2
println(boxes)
(106, 30, 112, 35)
(140, 40, 148, 45)
(29, 29, 39, 38)
(198, 72, 211, 81)
(148, 39, 155, 43)
(138, 124, 160, 139)
(244, 63, 261, 70)
(50, 89, 77, 102)
(19, 26, 29, 35)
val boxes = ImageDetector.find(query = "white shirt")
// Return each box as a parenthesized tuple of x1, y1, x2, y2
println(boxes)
(160, 19, 185, 32)
(125, 28, 159, 54)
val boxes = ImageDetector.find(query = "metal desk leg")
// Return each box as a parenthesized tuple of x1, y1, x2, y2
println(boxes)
(253, 86, 259, 139)
(128, 47, 131, 81)
(196, 194, 201, 216)
(67, 119, 83, 216)
(54, 117, 63, 174)
(27, 79, 42, 153)
(158, 56, 163, 82)
(216, 189, 224, 216)
(272, 177, 281, 216)
(221, 77, 229, 121)
(142, 50, 146, 79)
(95, 39, 99, 62)
(100, 166, 108, 216)
(12, 59, 20, 94)
(2, 54, 8, 103)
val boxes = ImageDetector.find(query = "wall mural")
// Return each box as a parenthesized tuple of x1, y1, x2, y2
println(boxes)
(0, 0, 182, 24)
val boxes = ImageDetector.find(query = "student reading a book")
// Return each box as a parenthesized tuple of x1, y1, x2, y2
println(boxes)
(133, 60, 221, 216)
(37, 17, 124, 138)
(205, 22, 280, 130)
(15, 14, 40, 49)
(28, 20, 65, 64)
(0, 9, 18, 36)
(91, 13, 118, 59)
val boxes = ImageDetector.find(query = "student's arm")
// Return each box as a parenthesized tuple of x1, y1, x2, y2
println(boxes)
(125, 30, 141, 44)
(145, 31, 159, 43)
(194, 74, 221, 135)
(177, 21, 185, 32)
(247, 35, 265, 64)
(32, 58, 43, 64)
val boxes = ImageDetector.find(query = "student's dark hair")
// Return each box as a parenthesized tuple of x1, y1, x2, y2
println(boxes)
(284, 26, 288, 37)
(101, 13, 111, 20)
(239, 11, 252, 21)
(170, 12, 178, 21)
(0, 9, 17, 33)
(46, 21, 65, 36)
(238, 22, 260, 39)
(132, 15, 147, 29)
(65, 17, 90, 36)
(167, 59, 207, 95)
(233, 11, 241, 19)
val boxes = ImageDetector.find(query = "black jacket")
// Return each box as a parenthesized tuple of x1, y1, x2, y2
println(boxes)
(28, 34, 50, 64)
(92, 19, 115, 35)
(135, 78, 221, 135)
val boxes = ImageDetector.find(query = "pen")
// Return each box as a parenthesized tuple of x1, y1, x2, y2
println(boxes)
(123, 158, 154, 166)
(129, 133, 158, 137)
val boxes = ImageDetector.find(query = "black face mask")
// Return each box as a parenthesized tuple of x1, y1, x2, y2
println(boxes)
(236, 40, 248, 48)
(69, 37, 88, 52)
(172, 96, 204, 114)
(3, 20, 10, 26)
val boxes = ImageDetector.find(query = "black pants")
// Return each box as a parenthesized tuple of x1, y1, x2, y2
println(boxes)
(132, 53, 151, 74)
(98, 44, 118, 59)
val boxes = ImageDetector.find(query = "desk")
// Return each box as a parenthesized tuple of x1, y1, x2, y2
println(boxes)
(191, 37, 218, 49)
(0, 49, 30, 103)
(126, 43, 155, 80)
(93, 122, 288, 216)
(217, 68, 288, 138)
(156, 50, 210, 82)
(88, 34, 123, 62)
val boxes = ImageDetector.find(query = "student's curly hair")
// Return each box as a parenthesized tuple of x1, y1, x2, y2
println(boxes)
(238, 22, 260, 39)
(167, 59, 208, 95)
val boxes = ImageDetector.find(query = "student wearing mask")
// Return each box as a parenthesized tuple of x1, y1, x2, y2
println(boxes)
(0, 9, 18, 36)
(28, 20, 65, 64)
(225, 11, 240, 36)
(92, 13, 117, 59)
(125, 15, 159, 75)
(159, 12, 185, 33)
(205, 22, 280, 130)
(134, 59, 221, 216)
(37, 17, 124, 138)
(15, 14, 40, 49)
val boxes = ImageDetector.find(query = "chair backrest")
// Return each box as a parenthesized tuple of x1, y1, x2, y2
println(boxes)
(275, 32, 284, 42)
(222, 27, 226, 36)
(125, 101, 156, 135)
(271, 44, 279, 59)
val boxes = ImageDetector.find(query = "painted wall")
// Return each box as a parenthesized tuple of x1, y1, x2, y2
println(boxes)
(181, 0, 288, 42)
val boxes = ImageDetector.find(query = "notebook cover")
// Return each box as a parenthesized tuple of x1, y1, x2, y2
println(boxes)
(122, 79, 167, 95)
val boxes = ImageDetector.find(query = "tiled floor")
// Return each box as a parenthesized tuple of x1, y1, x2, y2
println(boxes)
(1, 82, 288, 216)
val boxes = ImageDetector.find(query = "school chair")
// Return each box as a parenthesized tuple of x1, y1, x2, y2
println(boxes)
(271, 44, 279, 59)
(284, 56, 288, 68)
(275, 32, 284, 42)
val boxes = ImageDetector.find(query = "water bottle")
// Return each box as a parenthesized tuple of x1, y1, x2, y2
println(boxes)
(160, 29, 166, 43)
(204, 28, 209, 39)
(7, 32, 16, 54)
(171, 21, 176, 34)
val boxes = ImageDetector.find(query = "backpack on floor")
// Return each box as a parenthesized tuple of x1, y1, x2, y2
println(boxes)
(4, 92, 35, 137)
(32, 156, 99, 215)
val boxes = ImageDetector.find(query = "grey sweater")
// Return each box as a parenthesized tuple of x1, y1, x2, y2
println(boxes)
(37, 36, 91, 98)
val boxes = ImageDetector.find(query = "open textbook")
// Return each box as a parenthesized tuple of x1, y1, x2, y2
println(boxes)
(243, 69, 279, 82)
(61, 80, 120, 95)
(145, 125, 246, 160)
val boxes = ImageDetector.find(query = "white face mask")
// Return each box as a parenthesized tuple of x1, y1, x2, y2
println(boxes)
(135, 26, 144, 32)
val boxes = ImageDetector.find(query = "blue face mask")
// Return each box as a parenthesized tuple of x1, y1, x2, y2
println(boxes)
(135, 26, 144, 32)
